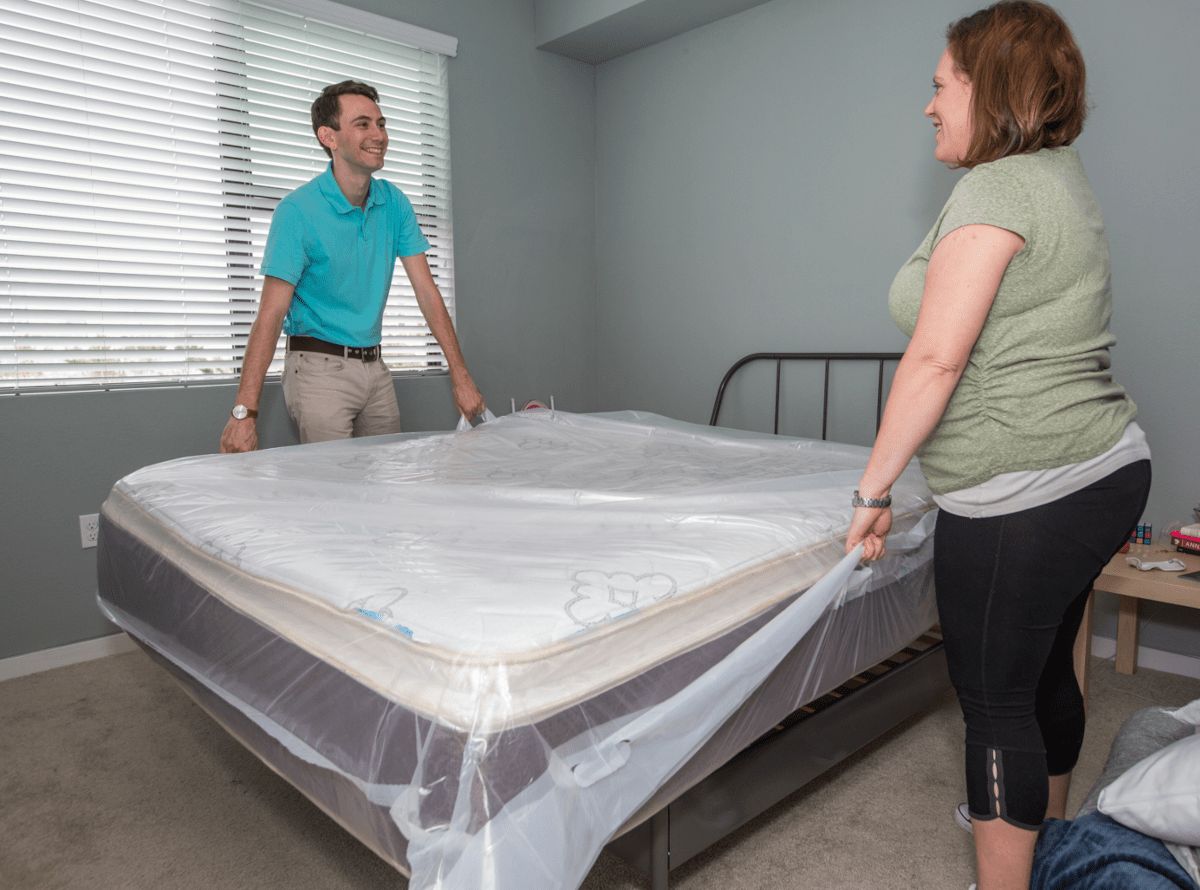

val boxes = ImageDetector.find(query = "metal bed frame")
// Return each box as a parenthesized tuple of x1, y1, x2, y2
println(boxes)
(605, 352, 947, 889)
(709, 351, 903, 438)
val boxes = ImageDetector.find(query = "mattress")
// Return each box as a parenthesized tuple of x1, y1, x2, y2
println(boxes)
(96, 409, 938, 890)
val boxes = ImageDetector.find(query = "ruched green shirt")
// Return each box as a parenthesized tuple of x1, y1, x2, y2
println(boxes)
(889, 147, 1137, 495)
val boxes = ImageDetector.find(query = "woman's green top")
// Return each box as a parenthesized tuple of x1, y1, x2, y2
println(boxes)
(889, 146, 1137, 495)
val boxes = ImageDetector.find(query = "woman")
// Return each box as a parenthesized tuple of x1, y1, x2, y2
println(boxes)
(845, 3, 1152, 889)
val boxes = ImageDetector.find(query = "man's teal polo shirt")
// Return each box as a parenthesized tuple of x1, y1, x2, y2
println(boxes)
(261, 163, 431, 347)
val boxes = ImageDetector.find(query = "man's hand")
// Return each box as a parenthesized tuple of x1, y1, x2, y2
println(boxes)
(220, 416, 259, 454)
(452, 376, 486, 420)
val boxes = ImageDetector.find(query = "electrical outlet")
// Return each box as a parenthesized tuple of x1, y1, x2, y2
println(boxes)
(79, 513, 99, 549)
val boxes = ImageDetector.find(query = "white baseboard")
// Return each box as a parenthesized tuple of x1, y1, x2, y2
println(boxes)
(1090, 635, 1200, 680)
(0, 633, 139, 683)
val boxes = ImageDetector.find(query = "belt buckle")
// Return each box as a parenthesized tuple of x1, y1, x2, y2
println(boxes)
(363, 345, 379, 363)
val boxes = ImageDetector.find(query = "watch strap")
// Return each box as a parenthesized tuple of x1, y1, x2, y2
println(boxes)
(851, 490, 892, 509)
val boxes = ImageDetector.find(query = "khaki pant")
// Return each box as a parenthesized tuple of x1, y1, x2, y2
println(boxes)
(282, 350, 401, 444)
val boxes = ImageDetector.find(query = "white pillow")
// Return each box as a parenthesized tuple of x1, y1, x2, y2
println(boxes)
(1172, 698, 1200, 727)
(1099, 728, 1200, 845)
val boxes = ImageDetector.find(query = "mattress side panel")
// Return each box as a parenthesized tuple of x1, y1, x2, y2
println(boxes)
(98, 505, 890, 838)
(97, 513, 427, 788)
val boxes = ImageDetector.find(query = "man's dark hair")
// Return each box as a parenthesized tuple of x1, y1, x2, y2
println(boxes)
(311, 81, 380, 158)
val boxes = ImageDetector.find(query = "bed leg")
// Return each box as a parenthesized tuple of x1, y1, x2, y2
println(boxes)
(650, 806, 669, 890)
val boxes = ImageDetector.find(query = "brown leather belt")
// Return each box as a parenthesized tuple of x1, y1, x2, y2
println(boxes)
(287, 335, 380, 362)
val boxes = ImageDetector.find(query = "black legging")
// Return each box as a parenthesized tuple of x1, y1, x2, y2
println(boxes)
(934, 460, 1151, 830)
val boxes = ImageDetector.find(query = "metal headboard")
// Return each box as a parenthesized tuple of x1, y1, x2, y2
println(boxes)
(709, 352, 904, 439)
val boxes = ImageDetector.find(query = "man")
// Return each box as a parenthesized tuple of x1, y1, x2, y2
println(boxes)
(220, 80, 485, 453)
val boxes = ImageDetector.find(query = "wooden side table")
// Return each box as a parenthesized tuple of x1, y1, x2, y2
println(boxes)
(1091, 547, 1200, 674)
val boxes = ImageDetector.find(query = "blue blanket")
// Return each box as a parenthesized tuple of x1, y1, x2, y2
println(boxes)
(1032, 813, 1197, 890)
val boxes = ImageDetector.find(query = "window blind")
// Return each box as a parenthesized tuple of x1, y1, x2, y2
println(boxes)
(0, 0, 456, 392)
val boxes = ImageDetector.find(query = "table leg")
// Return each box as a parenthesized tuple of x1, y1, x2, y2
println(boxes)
(1115, 595, 1140, 675)
(1072, 589, 1094, 712)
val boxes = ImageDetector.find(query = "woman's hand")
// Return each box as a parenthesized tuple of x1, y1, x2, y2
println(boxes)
(847, 505, 893, 561)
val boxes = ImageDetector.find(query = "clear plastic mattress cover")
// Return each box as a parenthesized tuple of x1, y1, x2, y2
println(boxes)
(97, 410, 936, 890)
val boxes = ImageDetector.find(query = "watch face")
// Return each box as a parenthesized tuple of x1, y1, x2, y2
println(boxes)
(232, 405, 248, 420)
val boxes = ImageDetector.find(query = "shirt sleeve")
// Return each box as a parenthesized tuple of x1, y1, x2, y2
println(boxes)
(936, 161, 1035, 247)
(392, 188, 432, 258)
(260, 200, 307, 285)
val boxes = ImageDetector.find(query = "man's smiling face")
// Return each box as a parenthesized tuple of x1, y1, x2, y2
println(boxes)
(320, 93, 388, 176)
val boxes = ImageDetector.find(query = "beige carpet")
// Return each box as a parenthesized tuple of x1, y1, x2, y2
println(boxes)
(2, 648, 1198, 890)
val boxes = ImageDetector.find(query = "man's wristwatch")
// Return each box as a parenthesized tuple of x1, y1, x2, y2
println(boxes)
(231, 404, 259, 420)
(851, 490, 892, 508)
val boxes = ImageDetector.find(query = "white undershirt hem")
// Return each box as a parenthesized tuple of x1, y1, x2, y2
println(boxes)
(933, 422, 1151, 519)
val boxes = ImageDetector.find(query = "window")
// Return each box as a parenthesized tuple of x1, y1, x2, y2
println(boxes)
(0, 0, 457, 392)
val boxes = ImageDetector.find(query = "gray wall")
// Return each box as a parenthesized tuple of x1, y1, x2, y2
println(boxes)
(0, 0, 598, 660)
(5, 0, 1198, 663)
(594, 0, 1200, 653)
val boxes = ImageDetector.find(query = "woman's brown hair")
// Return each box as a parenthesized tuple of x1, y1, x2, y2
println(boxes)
(946, 0, 1087, 168)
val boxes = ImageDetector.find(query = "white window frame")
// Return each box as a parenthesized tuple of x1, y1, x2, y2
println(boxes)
(0, 0, 458, 393)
